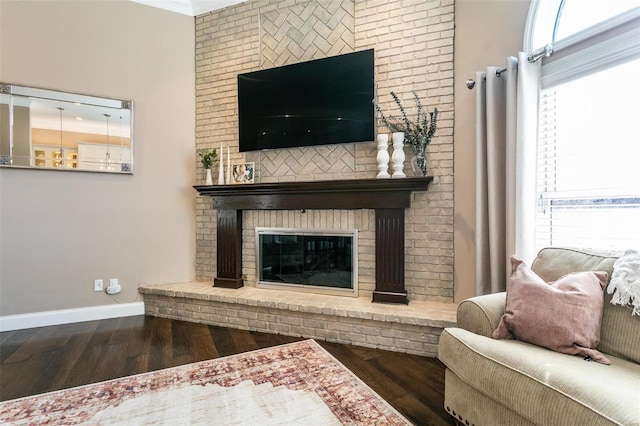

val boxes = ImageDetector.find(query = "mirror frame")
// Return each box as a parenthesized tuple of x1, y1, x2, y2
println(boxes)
(0, 82, 134, 174)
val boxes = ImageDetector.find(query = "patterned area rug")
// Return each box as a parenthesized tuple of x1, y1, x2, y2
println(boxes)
(0, 339, 411, 425)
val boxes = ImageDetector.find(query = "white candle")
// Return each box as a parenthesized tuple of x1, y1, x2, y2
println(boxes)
(226, 146, 231, 184)
(218, 143, 224, 185)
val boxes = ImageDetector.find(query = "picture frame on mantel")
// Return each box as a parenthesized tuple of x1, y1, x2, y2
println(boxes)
(231, 162, 255, 184)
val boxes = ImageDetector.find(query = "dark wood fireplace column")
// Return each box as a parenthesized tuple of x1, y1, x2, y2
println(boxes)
(214, 209, 243, 289)
(374, 208, 407, 304)
(194, 177, 432, 304)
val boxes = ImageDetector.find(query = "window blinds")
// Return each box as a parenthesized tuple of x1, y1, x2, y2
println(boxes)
(535, 64, 640, 252)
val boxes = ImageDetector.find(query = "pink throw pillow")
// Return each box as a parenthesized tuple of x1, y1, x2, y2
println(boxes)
(492, 256, 610, 364)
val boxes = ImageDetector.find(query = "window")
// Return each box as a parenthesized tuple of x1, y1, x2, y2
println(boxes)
(527, 1, 640, 252)
(555, 0, 638, 41)
(527, 0, 639, 49)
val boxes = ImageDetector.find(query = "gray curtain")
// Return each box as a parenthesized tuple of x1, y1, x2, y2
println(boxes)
(475, 54, 540, 295)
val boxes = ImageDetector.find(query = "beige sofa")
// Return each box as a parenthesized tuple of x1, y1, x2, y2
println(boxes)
(438, 247, 640, 426)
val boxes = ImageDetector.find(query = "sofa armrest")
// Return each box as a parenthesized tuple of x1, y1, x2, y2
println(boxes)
(456, 292, 506, 338)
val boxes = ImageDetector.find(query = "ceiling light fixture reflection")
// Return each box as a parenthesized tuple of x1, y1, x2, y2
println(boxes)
(102, 113, 112, 171)
(57, 106, 65, 168)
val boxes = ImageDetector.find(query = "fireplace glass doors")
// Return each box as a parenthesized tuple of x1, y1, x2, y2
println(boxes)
(256, 228, 358, 296)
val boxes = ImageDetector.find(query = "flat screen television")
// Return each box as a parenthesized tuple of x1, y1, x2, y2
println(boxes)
(237, 49, 375, 152)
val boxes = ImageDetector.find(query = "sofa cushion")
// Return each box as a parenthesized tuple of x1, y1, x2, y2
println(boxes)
(439, 327, 640, 426)
(493, 256, 610, 364)
(532, 247, 640, 364)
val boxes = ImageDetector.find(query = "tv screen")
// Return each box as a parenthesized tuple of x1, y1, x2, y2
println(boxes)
(237, 49, 375, 152)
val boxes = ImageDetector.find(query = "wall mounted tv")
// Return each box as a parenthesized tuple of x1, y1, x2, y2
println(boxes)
(237, 49, 375, 152)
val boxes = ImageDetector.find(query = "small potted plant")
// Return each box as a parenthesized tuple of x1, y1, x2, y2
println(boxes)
(374, 91, 438, 176)
(198, 148, 217, 185)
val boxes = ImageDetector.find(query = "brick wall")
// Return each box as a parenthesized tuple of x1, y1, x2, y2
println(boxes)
(195, 0, 454, 302)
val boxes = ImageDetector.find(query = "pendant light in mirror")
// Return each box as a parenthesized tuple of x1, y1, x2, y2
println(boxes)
(1, 82, 134, 174)
(102, 113, 112, 171)
(57, 106, 65, 168)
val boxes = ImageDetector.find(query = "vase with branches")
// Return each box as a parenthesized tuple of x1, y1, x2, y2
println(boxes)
(374, 91, 438, 176)
(198, 148, 217, 185)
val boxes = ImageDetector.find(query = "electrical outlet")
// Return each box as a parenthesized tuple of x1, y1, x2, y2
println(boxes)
(107, 278, 122, 295)
(94, 279, 103, 292)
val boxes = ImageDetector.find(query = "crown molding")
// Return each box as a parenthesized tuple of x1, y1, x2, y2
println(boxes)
(130, 0, 246, 17)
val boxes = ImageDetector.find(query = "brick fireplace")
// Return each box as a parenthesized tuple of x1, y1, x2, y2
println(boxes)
(194, 0, 455, 304)
(144, 177, 458, 356)
(143, 176, 456, 356)
(195, 177, 433, 304)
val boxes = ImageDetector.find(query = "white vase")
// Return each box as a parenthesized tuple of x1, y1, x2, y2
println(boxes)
(391, 132, 406, 179)
(205, 168, 213, 185)
(376, 134, 391, 179)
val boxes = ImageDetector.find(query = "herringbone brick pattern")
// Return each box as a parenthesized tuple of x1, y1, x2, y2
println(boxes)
(260, 0, 355, 68)
(249, 144, 356, 181)
(255, 0, 357, 180)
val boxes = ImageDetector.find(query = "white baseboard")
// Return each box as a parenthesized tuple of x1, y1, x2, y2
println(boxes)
(0, 302, 145, 332)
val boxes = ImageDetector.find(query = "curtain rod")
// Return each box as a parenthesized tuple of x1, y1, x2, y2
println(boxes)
(527, 44, 554, 62)
(466, 44, 553, 89)
(465, 68, 507, 89)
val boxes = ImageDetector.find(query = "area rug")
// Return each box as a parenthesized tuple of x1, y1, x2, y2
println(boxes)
(0, 339, 411, 425)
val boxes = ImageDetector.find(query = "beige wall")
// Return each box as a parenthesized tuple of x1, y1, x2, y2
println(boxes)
(453, 0, 531, 301)
(0, 1, 196, 316)
(0, 0, 533, 316)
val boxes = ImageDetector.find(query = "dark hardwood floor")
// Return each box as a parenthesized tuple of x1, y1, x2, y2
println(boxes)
(0, 315, 453, 426)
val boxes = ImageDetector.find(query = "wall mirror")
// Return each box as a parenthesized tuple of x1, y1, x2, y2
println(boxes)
(0, 82, 133, 174)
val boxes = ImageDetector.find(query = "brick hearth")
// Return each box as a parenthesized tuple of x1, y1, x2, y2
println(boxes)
(139, 282, 457, 357)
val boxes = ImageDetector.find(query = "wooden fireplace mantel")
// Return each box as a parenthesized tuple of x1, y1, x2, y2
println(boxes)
(194, 177, 433, 304)
(194, 177, 433, 210)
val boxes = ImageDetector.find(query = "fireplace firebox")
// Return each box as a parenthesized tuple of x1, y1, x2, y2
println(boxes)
(256, 228, 358, 296)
